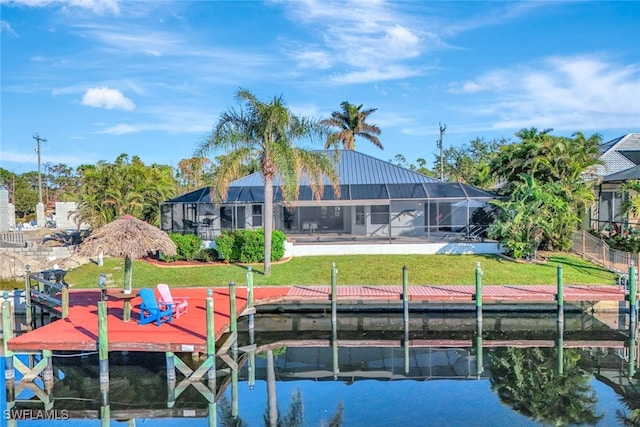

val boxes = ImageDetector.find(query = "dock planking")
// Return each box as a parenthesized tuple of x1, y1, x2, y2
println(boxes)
(7, 284, 628, 353)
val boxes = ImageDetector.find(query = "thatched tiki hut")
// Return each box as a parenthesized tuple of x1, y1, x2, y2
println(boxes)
(79, 215, 177, 294)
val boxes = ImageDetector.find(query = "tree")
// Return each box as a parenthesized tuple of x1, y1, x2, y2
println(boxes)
(320, 101, 382, 150)
(76, 154, 178, 229)
(197, 89, 340, 276)
(489, 129, 601, 253)
(436, 137, 507, 189)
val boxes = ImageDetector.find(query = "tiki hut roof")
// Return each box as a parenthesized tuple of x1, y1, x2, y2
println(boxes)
(78, 215, 177, 259)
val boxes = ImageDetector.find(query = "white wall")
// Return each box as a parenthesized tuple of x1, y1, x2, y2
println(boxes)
(284, 241, 503, 257)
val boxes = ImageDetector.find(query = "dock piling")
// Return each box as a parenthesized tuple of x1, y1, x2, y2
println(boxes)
(247, 266, 255, 332)
(97, 299, 109, 385)
(630, 266, 637, 323)
(557, 265, 564, 324)
(475, 262, 483, 323)
(330, 262, 337, 324)
(24, 265, 32, 330)
(402, 266, 409, 325)
(2, 293, 15, 388)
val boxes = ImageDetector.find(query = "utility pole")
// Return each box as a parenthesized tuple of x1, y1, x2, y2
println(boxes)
(33, 133, 47, 204)
(437, 123, 447, 181)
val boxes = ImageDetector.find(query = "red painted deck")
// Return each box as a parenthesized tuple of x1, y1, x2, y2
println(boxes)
(7, 284, 627, 353)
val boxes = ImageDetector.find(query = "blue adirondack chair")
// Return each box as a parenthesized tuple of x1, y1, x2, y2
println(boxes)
(138, 288, 173, 326)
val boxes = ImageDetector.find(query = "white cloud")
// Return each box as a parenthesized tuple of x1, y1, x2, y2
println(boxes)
(82, 86, 135, 110)
(6, 0, 120, 14)
(451, 55, 640, 132)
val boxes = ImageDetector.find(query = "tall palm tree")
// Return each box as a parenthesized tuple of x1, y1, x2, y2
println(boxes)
(320, 101, 382, 150)
(197, 88, 340, 276)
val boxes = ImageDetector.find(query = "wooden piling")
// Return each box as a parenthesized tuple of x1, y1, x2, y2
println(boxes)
(2, 295, 15, 386)
(206, 289, 216, 386)
(331, 262, 337, 324)
(24, 265, 32, 331)
(475, 262, 483, 323)
(206, 289, 217, 425)
(229, 281, 237, 355)
(97, 300, 109, 385)
(557, 265, 564, 324)
(402, 265, 409, 325)
(629, 319, 637, 379)
(247, 266, 255, 332)
(630, 265, 637, 322)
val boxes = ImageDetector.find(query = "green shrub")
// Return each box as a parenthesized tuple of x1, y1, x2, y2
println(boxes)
(271, 229, 286, 261)
(167, 233, 202, 261)
(214, 228, 286, 263)
(195, 248, 218, 262)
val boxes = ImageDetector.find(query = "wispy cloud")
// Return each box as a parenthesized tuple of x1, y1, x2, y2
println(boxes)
(82, 86, 135, 110)
(5, 0, 120, 14)
(0, 20, 18, 36)
(449, 55, 640, 132)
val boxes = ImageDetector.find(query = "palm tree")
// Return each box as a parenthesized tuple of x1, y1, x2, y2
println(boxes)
(320, 101, 382, 150)
(196, 88, 340, 276)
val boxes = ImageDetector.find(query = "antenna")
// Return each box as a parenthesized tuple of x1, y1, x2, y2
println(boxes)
(33, 133, 47, 204)
(437, 123, 447, 181)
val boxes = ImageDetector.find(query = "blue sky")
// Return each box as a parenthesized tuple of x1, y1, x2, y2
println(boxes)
(1, 0, 639, 175)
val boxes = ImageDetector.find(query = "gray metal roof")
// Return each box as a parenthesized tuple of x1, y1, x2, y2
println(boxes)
(165, 150, 498, 204)
(593, 133, 640, 176)
(602, 164, 640, 182)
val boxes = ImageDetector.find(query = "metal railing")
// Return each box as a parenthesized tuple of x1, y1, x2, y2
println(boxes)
(571, 230, 639, 275)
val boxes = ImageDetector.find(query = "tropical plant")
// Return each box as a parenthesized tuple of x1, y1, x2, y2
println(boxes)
(196, 88, 340, 276)
(320, 101, 382, 150)
(488, 174, 574, 259)
(76, 154, 179, 228)
(436, 137, 507, 188)
(489, 129, 601, 253)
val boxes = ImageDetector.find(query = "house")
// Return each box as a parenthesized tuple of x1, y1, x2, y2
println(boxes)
(160, 150, 499, 242)
(589, 133, 640, 231)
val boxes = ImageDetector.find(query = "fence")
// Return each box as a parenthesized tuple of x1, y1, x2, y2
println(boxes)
(571, 230, 640, 275)
(0, 231, 24, 246)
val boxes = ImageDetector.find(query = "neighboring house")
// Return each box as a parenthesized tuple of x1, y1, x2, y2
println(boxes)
(589, 133, 640, 231)
(161, 151, 499, 242)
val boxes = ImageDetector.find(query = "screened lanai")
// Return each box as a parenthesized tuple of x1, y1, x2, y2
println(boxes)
(160, 151, 499, 241)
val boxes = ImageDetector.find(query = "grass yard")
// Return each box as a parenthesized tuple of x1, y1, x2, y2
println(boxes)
(61, 252, 617, 290)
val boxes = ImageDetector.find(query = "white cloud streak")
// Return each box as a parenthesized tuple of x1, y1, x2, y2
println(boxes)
(4, 0, 120, 14)
(449, 55, 640, 132)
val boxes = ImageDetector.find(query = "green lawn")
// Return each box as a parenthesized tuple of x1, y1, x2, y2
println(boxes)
(61, 253, 617, 290)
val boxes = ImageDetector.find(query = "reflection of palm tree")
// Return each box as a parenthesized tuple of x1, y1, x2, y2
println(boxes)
(613, 382, 640, 426)
(219, 396, 249, 427)
(489, 347, 602, 425)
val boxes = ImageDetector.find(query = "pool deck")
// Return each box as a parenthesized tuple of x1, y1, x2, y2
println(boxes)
(6, 284, 628, 353)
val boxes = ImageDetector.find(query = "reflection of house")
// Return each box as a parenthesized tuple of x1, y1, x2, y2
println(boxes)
(161, 150, 498, 241)
(589, 134, 640, 231)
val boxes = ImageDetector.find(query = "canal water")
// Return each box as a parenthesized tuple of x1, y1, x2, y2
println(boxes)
(2, 311, 639, 426)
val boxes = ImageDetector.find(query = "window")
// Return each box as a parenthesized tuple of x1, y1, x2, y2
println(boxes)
(220, 207, 232, 229)
(252, 205, 262, 227)
(370, 205, 389, 225)
(355, 206, 365, 225)
(236, 206, 246, 229)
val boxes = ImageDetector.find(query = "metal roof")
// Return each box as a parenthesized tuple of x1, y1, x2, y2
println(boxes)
(593, 133, 640, 176)
(166, 150, 498, 204)
(602, 164, 640, 182)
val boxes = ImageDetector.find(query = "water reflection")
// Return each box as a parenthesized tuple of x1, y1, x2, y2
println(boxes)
(3, 311, 640, 426)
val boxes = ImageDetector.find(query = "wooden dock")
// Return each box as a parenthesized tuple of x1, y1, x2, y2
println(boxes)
(6, 284, 628, 353)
